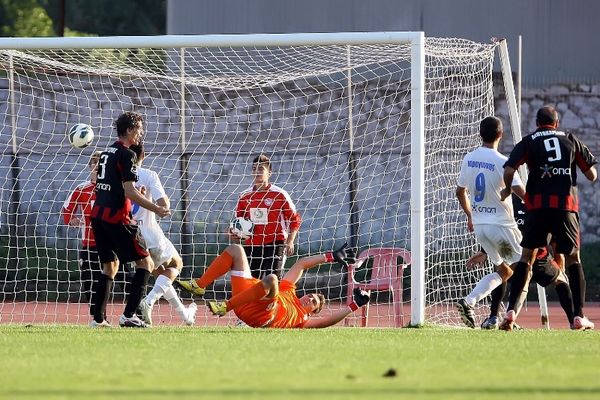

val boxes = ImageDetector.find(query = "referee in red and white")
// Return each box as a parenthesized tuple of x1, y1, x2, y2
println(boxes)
(235, 154, 302, 279)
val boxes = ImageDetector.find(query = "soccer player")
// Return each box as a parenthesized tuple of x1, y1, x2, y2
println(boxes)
(62, 151, 133, 316)
(500, 106, 597, 331)
(128, 143, 197, 326)
(179, 243, 370, 328)
(233, 154, 301, 278)
(89, 111, 170, 328)
(455, 116, 525, 328)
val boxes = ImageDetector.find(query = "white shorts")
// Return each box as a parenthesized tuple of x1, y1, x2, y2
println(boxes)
(148, 239, 179, 267)
(473, 224, 522, 266)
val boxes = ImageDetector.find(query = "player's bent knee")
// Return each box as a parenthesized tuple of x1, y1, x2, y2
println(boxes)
(263, 273, 279, 287)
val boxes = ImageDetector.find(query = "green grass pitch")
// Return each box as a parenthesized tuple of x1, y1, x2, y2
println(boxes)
(0, 325, 599, 400)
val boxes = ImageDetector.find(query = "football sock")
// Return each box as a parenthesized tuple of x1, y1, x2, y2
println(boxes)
(89, 270, 101, 316)
(145, 274, 172, 306)
(465, 272, 502, 306)
(80, 263, 93, 303)
(225, 281, 268, 311)
(163, 285, 187, 318)
(123, 268, 150, 318)
(92, 274, 113, 323)
(197, 251, 234, 288)
(507, 261, 530, 311)
(567, 263, 585, 317)
(489, 281, 507, 318)
(555, 281, 575, 325)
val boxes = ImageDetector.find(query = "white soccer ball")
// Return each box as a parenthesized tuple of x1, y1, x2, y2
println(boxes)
(229, 217, 254, 240)
(67, 123, 94, 148)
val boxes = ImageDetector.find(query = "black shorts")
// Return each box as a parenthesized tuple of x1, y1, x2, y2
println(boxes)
(521, 209, 580, 255)
(90, 219, 149, 264)
(531, 255, 560, 287)
(244, 241, 286, 279)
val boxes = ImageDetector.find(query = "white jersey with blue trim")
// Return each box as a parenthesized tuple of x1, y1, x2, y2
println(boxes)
(457, 147, 522, 227)
(132, 167, 168, 249)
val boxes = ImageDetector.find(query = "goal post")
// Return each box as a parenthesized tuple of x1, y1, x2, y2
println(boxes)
(0, 32, 500, 327)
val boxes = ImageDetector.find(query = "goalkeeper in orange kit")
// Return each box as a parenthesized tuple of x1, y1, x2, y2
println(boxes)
(177, 243, 370, 328)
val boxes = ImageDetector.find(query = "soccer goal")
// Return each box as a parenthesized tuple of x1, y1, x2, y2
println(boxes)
(0, 32, 502, 327)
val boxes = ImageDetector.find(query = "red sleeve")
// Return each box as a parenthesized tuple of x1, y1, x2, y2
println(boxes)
(281, 194, 302, 231)
(236, 195, 247, 218)
(61, 188, 80, 225)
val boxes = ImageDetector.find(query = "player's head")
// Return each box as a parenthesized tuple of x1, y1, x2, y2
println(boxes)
(536, 106, 559, 129)
(252, 154, 272, 185)
(299, 293, 326, 315)
(129, 142, 145, 165)
(479, 116, 503, 143)
(89, 150, 102, 181)
(114, 111, 144, 144)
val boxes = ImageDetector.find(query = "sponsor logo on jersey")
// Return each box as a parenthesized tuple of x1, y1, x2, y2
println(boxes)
(95, 182, 112, 191)
(467, 160, 495, 171)
(540, 164, 571, 178)
(472, 204, 497, 213)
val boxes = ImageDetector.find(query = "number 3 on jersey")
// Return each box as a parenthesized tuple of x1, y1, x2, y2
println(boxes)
(474, 173, 485, 202)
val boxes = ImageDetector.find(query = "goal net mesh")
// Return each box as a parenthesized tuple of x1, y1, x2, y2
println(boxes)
(0, 37, 497, 326)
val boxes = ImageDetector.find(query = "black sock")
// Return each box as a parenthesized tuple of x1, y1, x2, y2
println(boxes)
(567, 263, 585, 317)
(507, 261, 530, 311)
(490, 281, 506, 318)
(123, 268, 150, 318)
(92, 274, 113, 323)
(554, 281, 575, 325)
(89, 270, 101, 316)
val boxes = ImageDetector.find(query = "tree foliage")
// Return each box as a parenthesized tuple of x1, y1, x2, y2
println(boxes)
(1, 0, 166, 37)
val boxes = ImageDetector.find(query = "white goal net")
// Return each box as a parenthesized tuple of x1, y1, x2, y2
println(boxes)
(0, 33, 497, 327)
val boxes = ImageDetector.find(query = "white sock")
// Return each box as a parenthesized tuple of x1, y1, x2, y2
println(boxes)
(163, 285, 187, 319)
(145, 274, 172, 306)
(466, 272, 502, 306)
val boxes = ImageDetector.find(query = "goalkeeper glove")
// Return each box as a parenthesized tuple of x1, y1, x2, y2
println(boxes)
(348, 288, 371, 311)
(325, 242, 356, 268)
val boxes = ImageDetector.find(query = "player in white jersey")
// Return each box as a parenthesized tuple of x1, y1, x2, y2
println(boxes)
(455, 116, 526, 328)
(129, 143, 197, 326)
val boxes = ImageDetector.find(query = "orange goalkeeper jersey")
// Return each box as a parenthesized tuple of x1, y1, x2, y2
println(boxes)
(235, 280, 309, 328)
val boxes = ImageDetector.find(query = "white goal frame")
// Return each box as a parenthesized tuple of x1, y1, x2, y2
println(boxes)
(0, 32, 427, 326)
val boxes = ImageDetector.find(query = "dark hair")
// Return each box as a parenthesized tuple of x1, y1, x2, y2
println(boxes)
(536, 106, 559, 126)
(114, 111, 144, 137)
(252, 154, 271, 171)
(479, 116, 503, 143)
(129, 143, 145, 163)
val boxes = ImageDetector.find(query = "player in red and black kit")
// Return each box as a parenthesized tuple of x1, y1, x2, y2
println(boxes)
(500, 106, 597, 330)
(468, 198, 575, 329)
(89, 111, 170, 328)
(235, 154, 302, 279)
(62, 151, 134, 317)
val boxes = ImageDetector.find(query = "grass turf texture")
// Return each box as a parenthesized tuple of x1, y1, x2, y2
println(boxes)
(0, 326, 599, 400)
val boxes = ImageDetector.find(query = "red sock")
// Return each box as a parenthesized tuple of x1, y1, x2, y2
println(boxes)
(196, 251, 233, 288)
(225, 281, 268, 311)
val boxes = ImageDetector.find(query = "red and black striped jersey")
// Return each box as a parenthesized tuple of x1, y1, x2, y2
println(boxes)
(62, 180, 96, 248)
(91, 140, 138, 224)
(505, 128, 597, 212)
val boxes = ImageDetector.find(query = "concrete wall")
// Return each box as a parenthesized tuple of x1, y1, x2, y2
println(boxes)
(167, 0, 600, 86)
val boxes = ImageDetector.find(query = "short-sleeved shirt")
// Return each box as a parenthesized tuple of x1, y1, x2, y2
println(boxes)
(236, 184, 302, 246)
(91, 140, 138, 224)
(235, 279, 309, 328)
(457, 147, 522, 227)
(504, 129, 597, 211)
(132, 167, 168, 249)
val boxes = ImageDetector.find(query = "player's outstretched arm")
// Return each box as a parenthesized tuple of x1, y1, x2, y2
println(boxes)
(282, 243, 356, 284)
(303, 288, 370, 329)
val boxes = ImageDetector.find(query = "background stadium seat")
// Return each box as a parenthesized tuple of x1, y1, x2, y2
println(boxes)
(345, 248, 411, 327)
